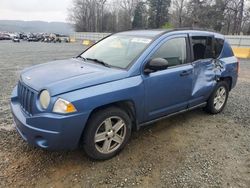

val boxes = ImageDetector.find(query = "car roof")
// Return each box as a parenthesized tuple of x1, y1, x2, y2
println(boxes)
(117, 29, 167, 38)
(116, 28, 224, 39)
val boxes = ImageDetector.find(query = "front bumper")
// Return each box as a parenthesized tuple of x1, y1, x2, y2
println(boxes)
(10, 87, 89, 150)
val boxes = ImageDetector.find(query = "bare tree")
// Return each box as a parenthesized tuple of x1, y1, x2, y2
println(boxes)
(172, 0, 187, 27)
(237, 0, 245, 34)
(99, 0, 107, 31)
(68, 0, 108, 32)
(119, 0, 140, 29)
(68, 0, 250, 35)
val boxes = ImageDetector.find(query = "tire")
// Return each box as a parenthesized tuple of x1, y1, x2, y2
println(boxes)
(82, 107, 132, 160)
(205, 81, 229, 114)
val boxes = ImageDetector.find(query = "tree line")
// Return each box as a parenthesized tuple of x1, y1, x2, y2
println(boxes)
(68, 0, 250, 35)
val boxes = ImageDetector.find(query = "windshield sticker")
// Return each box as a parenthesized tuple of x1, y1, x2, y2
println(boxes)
(109, 40, 123, 48)
(131, 38, 152, 44)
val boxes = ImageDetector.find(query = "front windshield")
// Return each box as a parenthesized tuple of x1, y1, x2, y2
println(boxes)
(81, 35, 152, 69)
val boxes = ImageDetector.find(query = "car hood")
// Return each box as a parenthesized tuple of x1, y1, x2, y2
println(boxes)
(21, 58, 128, 96)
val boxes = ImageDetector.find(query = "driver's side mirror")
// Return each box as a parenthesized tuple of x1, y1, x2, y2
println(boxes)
(144, 58, 169, 74)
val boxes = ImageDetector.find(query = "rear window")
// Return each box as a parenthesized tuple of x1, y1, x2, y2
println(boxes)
(214, 38, 224, 58)
(192, 36, 214, 61)
(220, 40, 234, 58)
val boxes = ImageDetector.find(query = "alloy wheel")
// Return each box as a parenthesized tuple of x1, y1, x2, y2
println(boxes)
(94, 116, 126, 154)
(214, 86, 226, 111)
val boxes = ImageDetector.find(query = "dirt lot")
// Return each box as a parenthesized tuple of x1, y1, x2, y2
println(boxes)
(0, 41, 249, 188)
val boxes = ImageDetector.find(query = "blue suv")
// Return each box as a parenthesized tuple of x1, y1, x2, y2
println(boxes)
(11, 29, 238, 160)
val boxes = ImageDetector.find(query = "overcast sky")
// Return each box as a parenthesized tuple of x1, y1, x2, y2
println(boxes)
(0, 0, 72, 22)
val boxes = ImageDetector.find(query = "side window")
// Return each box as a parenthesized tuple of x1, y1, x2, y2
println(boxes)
(214, 38, 224, 58)
(192, 36, 214, 61)
(152, 37, 187, 67)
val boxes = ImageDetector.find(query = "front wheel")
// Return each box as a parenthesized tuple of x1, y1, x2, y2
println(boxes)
(82, 107, 131, 160)
(205, 81, 229, 114)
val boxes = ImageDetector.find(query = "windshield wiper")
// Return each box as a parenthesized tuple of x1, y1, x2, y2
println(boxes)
(76, 56, 87, 61)
(85, 58, 110, 67)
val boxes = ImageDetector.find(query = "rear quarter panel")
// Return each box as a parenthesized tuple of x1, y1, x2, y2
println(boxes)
(219, 40, 238, 89)
(219, 56, 238, 89)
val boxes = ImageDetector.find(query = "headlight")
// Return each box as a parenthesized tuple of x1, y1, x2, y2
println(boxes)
(39, 90, 50, 109)
(53, 98, 77, 114)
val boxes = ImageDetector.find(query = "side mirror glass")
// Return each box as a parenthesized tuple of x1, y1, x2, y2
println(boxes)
(144, 58, 169, 74)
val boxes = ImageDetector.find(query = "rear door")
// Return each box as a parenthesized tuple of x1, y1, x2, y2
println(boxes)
(188, 34, 217, 107)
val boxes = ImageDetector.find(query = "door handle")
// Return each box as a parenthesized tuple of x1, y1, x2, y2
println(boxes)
(180, 70, 192, 77)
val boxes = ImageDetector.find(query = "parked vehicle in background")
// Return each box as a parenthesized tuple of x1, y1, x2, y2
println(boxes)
(0, 33, 11, 40)
(27, 36, 40, 42)
(41, 34, 65, 43)
(53, 37, 62, 43)
(42, 36, 52, 43)
(12, 37, 20, 43)
(0, 32, 69, 43)
(63, 38, 70, 43)
(19, 33, 27, 40)
(11, 29, 238, 160)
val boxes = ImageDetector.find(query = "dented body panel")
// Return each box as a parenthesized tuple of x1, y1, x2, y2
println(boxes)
(189, 59, 217, 107)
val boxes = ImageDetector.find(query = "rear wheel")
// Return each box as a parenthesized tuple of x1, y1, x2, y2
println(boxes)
(82, 107, 131, 160)
(205, 81, 229, 114)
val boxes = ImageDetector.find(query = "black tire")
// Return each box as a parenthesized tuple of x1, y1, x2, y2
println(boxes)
(205, 81, 229, 114)
(82, 107, 132, 160)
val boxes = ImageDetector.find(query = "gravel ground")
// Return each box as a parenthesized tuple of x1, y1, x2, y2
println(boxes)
(0, 41, 249, 188)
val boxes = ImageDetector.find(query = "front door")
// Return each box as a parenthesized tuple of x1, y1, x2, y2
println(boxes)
(143, 35, 193, 121)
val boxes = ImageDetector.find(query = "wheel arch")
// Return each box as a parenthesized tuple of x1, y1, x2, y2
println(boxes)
(79, 100, 138, 145)
(91, 100, 136, 128)
(219, 76, 232, 91)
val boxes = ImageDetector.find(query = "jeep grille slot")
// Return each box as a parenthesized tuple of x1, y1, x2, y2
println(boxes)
(18, 82, 34, 115)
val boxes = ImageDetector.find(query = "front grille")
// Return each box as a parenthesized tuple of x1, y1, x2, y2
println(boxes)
(17, 81, 34, 115)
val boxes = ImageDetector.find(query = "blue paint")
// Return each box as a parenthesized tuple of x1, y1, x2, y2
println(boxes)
(11, 29, 238, 150)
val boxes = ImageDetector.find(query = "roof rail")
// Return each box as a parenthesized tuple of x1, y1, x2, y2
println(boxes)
(170, 27, 217, 32)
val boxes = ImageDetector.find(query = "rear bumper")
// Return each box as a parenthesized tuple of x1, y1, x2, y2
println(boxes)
(11, 89, 89, 150)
